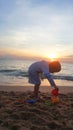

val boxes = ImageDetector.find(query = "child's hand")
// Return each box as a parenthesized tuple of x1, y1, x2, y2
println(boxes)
(54, 86, 59, 91)
(52, 88, 59, 96)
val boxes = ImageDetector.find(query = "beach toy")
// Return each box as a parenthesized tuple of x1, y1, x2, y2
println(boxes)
(45, 101, 52, 107)
(14, 99, 26, 105)
(26, 99, 36, 104)
(51, 96, 60, 104)
(51, 89, 58, 96)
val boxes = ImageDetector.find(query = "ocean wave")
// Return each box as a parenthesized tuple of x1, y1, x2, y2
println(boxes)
(52, 75, 73, 81)
(0, 69, 73, 81)
(0, 69, 17, 73)
(0, 69, 28, 77)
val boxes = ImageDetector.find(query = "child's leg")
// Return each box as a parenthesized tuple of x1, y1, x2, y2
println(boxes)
(34, 83, 40, 98)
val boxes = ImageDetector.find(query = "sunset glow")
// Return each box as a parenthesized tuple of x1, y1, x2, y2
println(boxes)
(48, 53, 58, 60)
(44, 52, 59, 61)
(0, 0, 73, 62)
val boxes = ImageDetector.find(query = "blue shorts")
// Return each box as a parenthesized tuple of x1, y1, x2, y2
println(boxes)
(28, 71, 41, 85)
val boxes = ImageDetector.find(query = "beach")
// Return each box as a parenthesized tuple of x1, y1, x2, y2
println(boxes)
(0, 0, 73, 129)
(0, 85, 73, 130)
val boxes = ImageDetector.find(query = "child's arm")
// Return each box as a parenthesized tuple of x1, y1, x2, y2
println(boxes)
(45, 73, 59, 90)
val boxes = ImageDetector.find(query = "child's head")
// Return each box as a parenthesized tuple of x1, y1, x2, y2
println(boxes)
(49, 61, 61, 73)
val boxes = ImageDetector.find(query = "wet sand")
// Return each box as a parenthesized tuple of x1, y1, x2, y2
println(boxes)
(0, 85, 73, 130)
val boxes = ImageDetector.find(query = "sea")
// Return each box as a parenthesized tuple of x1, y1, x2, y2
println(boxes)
(0, 59, 73, 87)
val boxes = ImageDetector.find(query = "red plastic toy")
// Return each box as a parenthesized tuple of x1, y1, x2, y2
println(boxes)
(51, 89, 59, 96)
(51, 96, 60, 103)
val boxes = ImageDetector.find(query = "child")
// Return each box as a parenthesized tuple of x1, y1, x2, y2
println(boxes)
(28, 60, 61, 99)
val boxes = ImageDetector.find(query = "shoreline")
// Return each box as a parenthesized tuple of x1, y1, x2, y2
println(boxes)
(0, 85, 73, 94)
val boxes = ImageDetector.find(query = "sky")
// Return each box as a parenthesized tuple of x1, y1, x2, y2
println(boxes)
(0, 0, 73, 62)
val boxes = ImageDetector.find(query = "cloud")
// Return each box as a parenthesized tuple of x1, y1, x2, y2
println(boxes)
(66, 55, 73, 58)
(0, 0, 73, 59)
(60, 54, 73, 62)
(1, 0, 73, 29)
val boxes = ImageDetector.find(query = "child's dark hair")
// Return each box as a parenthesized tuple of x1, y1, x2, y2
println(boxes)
(49, 61, 61, 73)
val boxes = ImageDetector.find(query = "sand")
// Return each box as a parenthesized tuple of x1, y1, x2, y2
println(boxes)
(0, 85, 73, 130)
